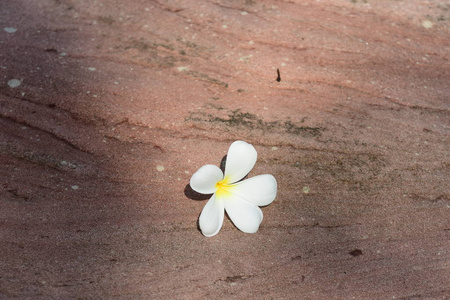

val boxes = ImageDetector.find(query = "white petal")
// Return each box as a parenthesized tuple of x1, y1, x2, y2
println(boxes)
(224, 141, 257, 184)
(230, 174, 277, 206)
(223, 195, 263, 234)
(190, 164, 223, 194)
(199, 194, 224, 237)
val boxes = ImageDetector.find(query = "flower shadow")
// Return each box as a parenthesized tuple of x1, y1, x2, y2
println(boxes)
(219, 155, 227, 173)
(184, 184, 212, 201)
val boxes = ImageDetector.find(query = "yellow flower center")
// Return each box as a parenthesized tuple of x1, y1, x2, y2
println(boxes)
(215, 176, 234, 198)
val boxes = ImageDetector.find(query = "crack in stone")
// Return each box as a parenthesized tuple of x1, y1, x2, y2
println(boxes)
(215, 275, 253, 284)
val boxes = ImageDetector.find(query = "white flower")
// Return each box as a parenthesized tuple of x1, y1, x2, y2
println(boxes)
(190, 141, 277, 237)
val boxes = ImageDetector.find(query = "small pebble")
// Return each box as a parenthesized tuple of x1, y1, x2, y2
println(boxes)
(4, 27, 17, 33)
(421, 20, 433, 29)
(7, 79, 21, 88)
(156, 165, 165, 172)
(71, 185, 79, 190)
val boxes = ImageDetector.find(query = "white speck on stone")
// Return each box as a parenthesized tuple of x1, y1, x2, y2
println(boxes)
(88, 67, 97, 71)
(238, 54, 253, 63)
(248, 40, 254, 45)
(4, 27, 17, 33)
(178, 66, 189, 72)
(60, 161, 68, 165)
(302, 186, 310, 194)
(71, 185, 79, 190)
(222, 24, 228, 29)
(7, 79, 21, 88)
(241, 11, 248, 15)
(184, 170, 190, 174)
(271, 146, 278, 151)
(156, 165, 165, 172)
(421, 20, 433, 29)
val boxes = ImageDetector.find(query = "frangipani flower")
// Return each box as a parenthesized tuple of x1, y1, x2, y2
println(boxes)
(190, 141, 277, 237)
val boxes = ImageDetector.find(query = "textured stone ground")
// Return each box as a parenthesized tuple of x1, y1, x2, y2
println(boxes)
(1, 0, 449, 299)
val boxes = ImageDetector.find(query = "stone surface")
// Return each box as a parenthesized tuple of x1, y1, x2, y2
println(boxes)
(1, 0, 449, 299)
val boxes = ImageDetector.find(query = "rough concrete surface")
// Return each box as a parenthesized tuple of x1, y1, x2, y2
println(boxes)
(1, 0, 449, 299)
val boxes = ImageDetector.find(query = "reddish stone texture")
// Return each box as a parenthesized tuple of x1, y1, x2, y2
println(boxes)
(1, 0, 449, 299)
